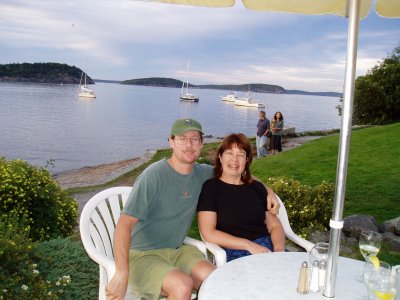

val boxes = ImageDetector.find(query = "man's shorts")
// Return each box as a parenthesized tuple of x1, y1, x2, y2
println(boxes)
(127, 244, 207, 300)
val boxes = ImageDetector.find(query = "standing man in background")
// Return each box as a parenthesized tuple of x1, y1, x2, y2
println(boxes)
(256, 111, 270, 158)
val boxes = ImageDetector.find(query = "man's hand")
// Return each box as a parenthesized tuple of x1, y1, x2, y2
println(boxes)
(105, 271, 128, 300)
(266, 188, 280, 215)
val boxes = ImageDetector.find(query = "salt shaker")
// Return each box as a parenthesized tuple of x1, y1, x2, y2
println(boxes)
(297, 261, 309, 294)
(309, 260, 320, 292)
(319, 259, 327, 290)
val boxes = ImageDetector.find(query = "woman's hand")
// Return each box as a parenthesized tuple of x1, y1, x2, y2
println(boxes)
(245, 240, 271, 254)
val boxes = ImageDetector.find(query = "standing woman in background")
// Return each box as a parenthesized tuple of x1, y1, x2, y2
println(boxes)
(271, 112, 284, 154)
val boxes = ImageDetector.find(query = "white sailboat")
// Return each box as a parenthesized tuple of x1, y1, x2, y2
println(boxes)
(180, 59, 199, 102)
(78, 66, 96, 99)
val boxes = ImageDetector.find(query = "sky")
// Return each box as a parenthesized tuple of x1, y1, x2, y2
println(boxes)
(0, 0, 399, 93)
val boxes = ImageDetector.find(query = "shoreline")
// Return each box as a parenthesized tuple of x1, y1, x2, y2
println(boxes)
(54, 135, 321, 190)
(53, 149, 156, 189)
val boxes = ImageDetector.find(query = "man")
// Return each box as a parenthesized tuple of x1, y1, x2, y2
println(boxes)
(106, 118, 279, 300)
(256, 111, 270, 158)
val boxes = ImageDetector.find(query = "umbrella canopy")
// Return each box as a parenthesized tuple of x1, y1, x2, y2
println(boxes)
(143, 0, 399, 298)
(152, 0, 400, 17)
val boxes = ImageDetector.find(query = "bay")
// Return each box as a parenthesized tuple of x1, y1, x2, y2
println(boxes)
(0, 82, 341, 173)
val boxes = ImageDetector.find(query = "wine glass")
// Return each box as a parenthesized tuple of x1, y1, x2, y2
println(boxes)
(366, 272, 397, 300)
(363, 259, 391, 286)
(359, 230, 382, 261)
(309, 242, 329, 264)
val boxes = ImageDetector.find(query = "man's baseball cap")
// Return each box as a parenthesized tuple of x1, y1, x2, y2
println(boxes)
(170, 118, 203, 136)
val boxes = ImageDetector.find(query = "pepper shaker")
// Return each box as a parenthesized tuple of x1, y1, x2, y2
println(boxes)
(297, 261, 309, 294)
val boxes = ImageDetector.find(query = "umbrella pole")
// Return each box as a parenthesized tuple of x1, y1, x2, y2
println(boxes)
(323, 0, 361, 298)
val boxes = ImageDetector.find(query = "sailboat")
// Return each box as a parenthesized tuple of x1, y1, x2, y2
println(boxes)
(180, 59, 199, 102)
(78, 68, 96, 99)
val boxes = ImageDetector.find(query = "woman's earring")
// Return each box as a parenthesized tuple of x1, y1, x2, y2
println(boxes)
(241, 170, 247, 177)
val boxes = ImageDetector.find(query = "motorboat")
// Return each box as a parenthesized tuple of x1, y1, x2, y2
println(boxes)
(78, 70, 96, 99)
(221, 92, 238, 102)
(180, 59, 199, 102)
(234, 92, 265, 108)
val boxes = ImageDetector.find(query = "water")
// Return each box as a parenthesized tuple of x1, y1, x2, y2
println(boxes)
(0, 82, 341, 173)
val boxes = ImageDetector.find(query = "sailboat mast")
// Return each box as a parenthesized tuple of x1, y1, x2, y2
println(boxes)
(84, 57, 88, 87)
(186, 59, 190, 94)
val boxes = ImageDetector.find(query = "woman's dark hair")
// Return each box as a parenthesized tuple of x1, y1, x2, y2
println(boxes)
(214, 133, 253, 184)
(273, 111, 284, 121)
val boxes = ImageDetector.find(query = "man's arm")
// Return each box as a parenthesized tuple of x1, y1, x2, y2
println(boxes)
(105, 214, 138, 300)
(252, 177, 281, 214)
(265, 120, 271, 135)
(266, 186, 280, 215)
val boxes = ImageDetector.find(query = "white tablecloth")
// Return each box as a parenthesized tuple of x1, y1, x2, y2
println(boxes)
(199, 252, 366, 300)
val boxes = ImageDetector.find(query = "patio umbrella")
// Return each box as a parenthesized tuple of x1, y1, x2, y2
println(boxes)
(141, 0, 399, 297)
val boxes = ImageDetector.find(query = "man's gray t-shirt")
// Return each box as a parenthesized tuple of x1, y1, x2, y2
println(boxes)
(122, 158, 214, 250)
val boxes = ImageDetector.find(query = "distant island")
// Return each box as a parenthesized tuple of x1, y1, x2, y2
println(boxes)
(120, 77, 341, 97)
(0, 62, 94, 84)
(0, 63, 341, 97)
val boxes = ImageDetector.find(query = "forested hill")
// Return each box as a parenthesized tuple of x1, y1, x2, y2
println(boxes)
(121, 77, 341, 97)
(199, 83, 285, 94)
(121, 78, 285, 93)
(122, 77, 184, 87)
(0, 62, 94, 84)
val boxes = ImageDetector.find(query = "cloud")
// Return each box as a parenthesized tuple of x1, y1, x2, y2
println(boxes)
(1, 0, 399, 92)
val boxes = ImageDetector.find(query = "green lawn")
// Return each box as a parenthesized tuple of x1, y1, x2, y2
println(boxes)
(251, 123, 400, 223)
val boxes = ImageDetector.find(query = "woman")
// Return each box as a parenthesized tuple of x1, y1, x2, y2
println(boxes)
(197, 133, 285, 262)
(271, 111, 284, 154)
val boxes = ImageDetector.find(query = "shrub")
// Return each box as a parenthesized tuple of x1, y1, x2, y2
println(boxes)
(0, 215, 71, 299)
(0, 158, 78, 241)
(266, 177, 334, 236)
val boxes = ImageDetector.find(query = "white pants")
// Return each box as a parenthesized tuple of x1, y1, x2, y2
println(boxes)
(256, 135, 268, 158)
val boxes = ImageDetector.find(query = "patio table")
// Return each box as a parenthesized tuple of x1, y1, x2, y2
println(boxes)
(198, 252, 366, 300)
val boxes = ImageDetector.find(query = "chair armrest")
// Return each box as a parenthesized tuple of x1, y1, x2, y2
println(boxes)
(203, 241, 227, 267)
(285, 229, 315, 253)
(83, 241, 116, 277)
(183, 236, 208, 257)
(80, 220, 116, 279)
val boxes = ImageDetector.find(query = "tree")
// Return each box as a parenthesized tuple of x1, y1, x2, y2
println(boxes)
(351, 45, 400, 125)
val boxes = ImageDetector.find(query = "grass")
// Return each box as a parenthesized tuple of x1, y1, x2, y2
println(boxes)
(37, 235, 99, 299)
(49, 123, 399, 297)
(251, 123, 400, 223)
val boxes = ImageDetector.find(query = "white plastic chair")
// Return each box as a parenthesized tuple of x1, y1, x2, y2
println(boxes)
(202, 195, 315, 267)
(80, 186, 207, 300)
